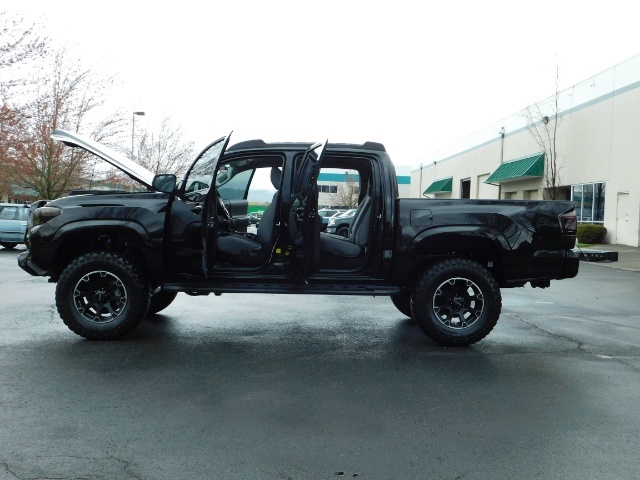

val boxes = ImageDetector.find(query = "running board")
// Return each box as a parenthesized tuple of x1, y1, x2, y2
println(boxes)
(162, 282, 402, 296)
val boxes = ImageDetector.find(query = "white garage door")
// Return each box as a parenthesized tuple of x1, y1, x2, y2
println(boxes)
(477, 174, 498, 199)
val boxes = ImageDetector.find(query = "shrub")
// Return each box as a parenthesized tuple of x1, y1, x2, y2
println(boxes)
(577, 224, 607, 244)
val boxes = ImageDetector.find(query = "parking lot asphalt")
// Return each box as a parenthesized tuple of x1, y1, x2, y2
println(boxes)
(1, 246, 640, 479)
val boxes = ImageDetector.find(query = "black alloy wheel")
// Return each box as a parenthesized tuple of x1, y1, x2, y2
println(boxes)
(411, 258, 501, 346)
(55, 251, 150, 339)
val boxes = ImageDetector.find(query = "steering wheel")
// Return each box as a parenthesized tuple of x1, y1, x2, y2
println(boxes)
(217, 194, 232, 222)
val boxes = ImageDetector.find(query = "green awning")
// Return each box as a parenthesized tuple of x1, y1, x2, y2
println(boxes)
(423, 177, 453, 195)
(485, 153, 544, 184)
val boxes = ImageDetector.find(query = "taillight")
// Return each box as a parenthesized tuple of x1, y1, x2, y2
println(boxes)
(560, 211, 577, 249)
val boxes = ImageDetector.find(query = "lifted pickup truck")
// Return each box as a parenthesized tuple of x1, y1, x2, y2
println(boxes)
(19, 130, 579, 346)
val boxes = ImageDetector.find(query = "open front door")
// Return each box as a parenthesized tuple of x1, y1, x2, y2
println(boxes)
(288, 140, 328, 277)
(180, 132, 232, 276)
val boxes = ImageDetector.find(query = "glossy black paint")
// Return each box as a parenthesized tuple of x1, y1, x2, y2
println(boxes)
(393, 198, 578, 286)
(18, 141, 578, 294)
(23, 193, 170, 284)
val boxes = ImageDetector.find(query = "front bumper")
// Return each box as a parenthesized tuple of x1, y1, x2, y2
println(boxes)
(17, 251, 53, 277)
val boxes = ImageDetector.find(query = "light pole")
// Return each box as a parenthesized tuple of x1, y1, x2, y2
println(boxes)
(132, 111, 145, 160)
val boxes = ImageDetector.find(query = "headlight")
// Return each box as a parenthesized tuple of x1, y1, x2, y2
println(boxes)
(33, 206, 61, 226)
(328, 218, 336, 226)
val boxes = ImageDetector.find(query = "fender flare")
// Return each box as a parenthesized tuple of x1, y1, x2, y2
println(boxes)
(52, 219, 152, 246)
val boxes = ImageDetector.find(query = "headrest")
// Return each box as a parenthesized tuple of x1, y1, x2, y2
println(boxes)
(271, 167, 282, 189)
(216, 172, 229, 185)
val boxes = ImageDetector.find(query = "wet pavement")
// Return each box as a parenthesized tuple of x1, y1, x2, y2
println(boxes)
(1, 245, 640, 479)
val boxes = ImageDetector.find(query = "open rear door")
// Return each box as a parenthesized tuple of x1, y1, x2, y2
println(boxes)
(288, 140, 328, 277)
(180, 132, 232, 276)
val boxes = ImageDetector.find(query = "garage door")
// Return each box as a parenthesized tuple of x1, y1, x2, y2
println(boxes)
(477, 174, 498, 199)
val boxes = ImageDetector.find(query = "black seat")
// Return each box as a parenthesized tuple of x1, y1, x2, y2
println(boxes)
(319, 190, 372, 258)
(216, 167, 281, 266)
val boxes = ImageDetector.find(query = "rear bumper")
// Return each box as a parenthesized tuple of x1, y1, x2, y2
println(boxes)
(563, 250, 580, 279)
(504, 249, 580, 286)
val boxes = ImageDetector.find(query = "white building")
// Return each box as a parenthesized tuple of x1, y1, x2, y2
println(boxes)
(411, 55, 640, 247)
(319, 165, 411, 207)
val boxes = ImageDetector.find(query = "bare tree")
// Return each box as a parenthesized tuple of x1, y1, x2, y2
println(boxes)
(134, 117, 196, 177)
(0, 12, 47, 101)
(10, 49, 124, 199)
(331, 173, 359, 208)
(0, 104, 29, 199)
(0, 14, 48, 200)
(525, 66, 563, 200)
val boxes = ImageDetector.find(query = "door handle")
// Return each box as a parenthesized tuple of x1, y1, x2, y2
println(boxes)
(191, 205, 203, 214)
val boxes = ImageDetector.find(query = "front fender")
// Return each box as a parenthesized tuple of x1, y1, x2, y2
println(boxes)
(52, 219, 155, 247)
(29, 219, 165, 282)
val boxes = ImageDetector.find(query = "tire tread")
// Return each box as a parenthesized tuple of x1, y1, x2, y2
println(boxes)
(411, 258, 501, 346)
(55, 251, 149, 340)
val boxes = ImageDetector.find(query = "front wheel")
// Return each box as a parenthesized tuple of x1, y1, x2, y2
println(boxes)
(411, 258, 501, 346)
(55, 251, 150, 340)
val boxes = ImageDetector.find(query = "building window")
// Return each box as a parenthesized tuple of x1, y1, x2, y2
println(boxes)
(318, 185, 338, 194)
(572, 182, 605, 223)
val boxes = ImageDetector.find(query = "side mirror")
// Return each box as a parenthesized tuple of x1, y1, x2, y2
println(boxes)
(152, 174, 177, 194)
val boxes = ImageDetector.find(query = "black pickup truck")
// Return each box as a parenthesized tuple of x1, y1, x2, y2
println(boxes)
(19, 130, 579, 346)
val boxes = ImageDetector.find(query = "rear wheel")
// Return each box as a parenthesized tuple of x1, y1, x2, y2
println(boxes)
(411, 258, 501, 346)
(55, 251, 150, 340)
(390, 292, 413, 318)
(147, 291, 178, 315)
(1, 242, 18, 249)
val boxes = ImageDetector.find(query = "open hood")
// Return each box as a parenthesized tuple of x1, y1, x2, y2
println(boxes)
(51, 129, 155, 189)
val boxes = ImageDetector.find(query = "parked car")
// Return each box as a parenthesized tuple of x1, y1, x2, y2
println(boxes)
(338, 209, 357, 217)
(326, 209, 357, 237)
(318, 208, 346, 231)
(0, 203, 29, 249)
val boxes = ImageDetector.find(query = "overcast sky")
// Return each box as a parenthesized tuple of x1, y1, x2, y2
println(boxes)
(6, 1, 640, 168)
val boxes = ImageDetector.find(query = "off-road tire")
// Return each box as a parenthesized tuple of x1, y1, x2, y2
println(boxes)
(390, 292, 413, 318)
(55, 251, 150, 340)
(411, 258, 501, 346)
(1, 242, 18, 249)
(147, 291, 178, 315)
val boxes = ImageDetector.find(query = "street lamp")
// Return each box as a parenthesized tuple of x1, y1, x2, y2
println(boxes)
(132, 111, 145, 159)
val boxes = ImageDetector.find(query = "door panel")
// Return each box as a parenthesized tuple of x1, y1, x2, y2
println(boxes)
(288, 140, 328, 276)
(198, 133, 233, 275)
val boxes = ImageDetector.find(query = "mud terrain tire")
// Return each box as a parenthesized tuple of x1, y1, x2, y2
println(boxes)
(55, 251, 150, 340)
